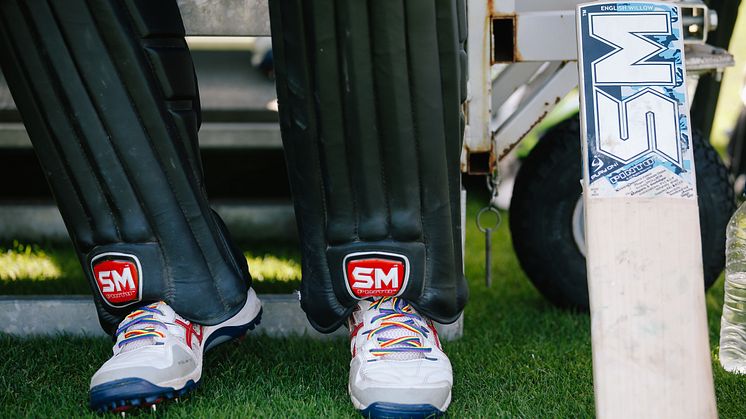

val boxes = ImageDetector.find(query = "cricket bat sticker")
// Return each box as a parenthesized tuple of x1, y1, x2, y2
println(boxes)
(578, 2, 695, 199)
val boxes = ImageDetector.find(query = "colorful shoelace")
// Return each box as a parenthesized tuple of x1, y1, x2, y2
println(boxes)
(364, 297, 433, 358)
(115, 303, 167, 348)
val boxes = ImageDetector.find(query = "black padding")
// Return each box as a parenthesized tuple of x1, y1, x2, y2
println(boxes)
(0, 0, 248, 334)
(270, 0, 468, 332)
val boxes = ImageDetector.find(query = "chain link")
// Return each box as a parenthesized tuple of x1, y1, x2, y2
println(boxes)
(485, 167, 500, 210)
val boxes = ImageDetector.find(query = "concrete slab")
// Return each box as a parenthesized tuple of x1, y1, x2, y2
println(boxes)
(0, 201, 297, 242)
(0, 294, 463, 341)
(177, 0, 271, 36)
(0, 122, 282, 149)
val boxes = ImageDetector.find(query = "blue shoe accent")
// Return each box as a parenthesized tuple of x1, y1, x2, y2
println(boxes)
(204, 307, 263, 352)
(360, 402, 444, 419)
(89, 377, 198, 412)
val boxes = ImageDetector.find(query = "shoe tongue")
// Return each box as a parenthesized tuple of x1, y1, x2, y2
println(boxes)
(369, 297, 396, 309)
(151, 301, 177, 321)
(369, 299, 427, 361)
(117, 301, 174, 353)
(351, 298, 380, 324)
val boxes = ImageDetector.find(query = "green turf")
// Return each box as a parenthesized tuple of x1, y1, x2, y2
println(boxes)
(1, 197, 745, 417)
(0, 241, 301, 295)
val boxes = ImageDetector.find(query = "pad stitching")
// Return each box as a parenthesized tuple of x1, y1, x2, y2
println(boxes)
(366, 0, 392, 239)
(4, 1, 98, 314)
(81, 0, 178, 306)
(296, 10, 331, 248)
(439, 1, 465, 290)
(28, 1, 123, 243)
(427, 1, 451, 307)
(48, 1, 154, 247)
(402, 2, 431, 307)
(333, 0, 359, 239)
(87, 1, 218, 312)
(79, 0, 173, 301)
(402, 5, 428, 251)
(3, 3, 95, 236)
(298, 0, 347, 322)
(117, 1, 233, 313)
(134, 6, 244, 288)
(309, 3, 355, 245)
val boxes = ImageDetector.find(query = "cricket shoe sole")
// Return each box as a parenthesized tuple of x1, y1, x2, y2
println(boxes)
(359, 401, 445, 419)
(350, 381, 450, 419)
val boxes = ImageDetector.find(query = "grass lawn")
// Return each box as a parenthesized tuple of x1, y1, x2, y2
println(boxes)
(1, 197, 745, 417)
(0, 241, 302, 295)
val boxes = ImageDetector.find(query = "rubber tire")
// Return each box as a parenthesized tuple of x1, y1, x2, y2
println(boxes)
(509, 116, 736, 310)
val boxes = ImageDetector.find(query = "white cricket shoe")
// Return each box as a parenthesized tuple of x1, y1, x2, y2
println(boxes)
(89, 288, 262, 413)
(348, 297, 453, 418)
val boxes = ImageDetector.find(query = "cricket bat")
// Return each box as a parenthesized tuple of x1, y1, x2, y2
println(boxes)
(576, 2, 717, 417)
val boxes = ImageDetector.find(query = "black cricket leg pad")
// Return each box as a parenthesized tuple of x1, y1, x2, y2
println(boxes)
(269, 0, 469, 332)
(0, 0, 249, 333)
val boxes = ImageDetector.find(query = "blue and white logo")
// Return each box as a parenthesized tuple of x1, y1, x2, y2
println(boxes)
(578, 2, 694, 198)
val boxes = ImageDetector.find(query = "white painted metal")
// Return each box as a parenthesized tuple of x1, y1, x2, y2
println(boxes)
(515, 11, 578, 61)
(462, 0, 493, 172)
(492, 62, 577, 159)
(490, 62, 544, 115)
(685, 43, 736, 72)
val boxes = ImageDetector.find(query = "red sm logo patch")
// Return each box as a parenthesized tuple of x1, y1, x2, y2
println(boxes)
(344, 252, 409, 298)
(91, 253, 143, 307)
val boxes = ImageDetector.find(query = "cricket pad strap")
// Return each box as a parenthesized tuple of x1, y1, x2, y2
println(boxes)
(269, 0, 469, 332)
(0, 0, 249, 334)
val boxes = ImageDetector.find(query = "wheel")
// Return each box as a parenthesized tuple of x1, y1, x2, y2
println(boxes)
(509, 116, 736, 310)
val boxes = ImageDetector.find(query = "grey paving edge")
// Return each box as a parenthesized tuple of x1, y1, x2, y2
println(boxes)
(0, 202, 298, 242)
(0, 294, 463, 341)
(0, 122, 282, 149)
(177, 0, 271, 36)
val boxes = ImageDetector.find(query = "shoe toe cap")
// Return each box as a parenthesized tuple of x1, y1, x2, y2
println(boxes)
(352, 382, 451, 411)
(350, 359, 452, 410)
